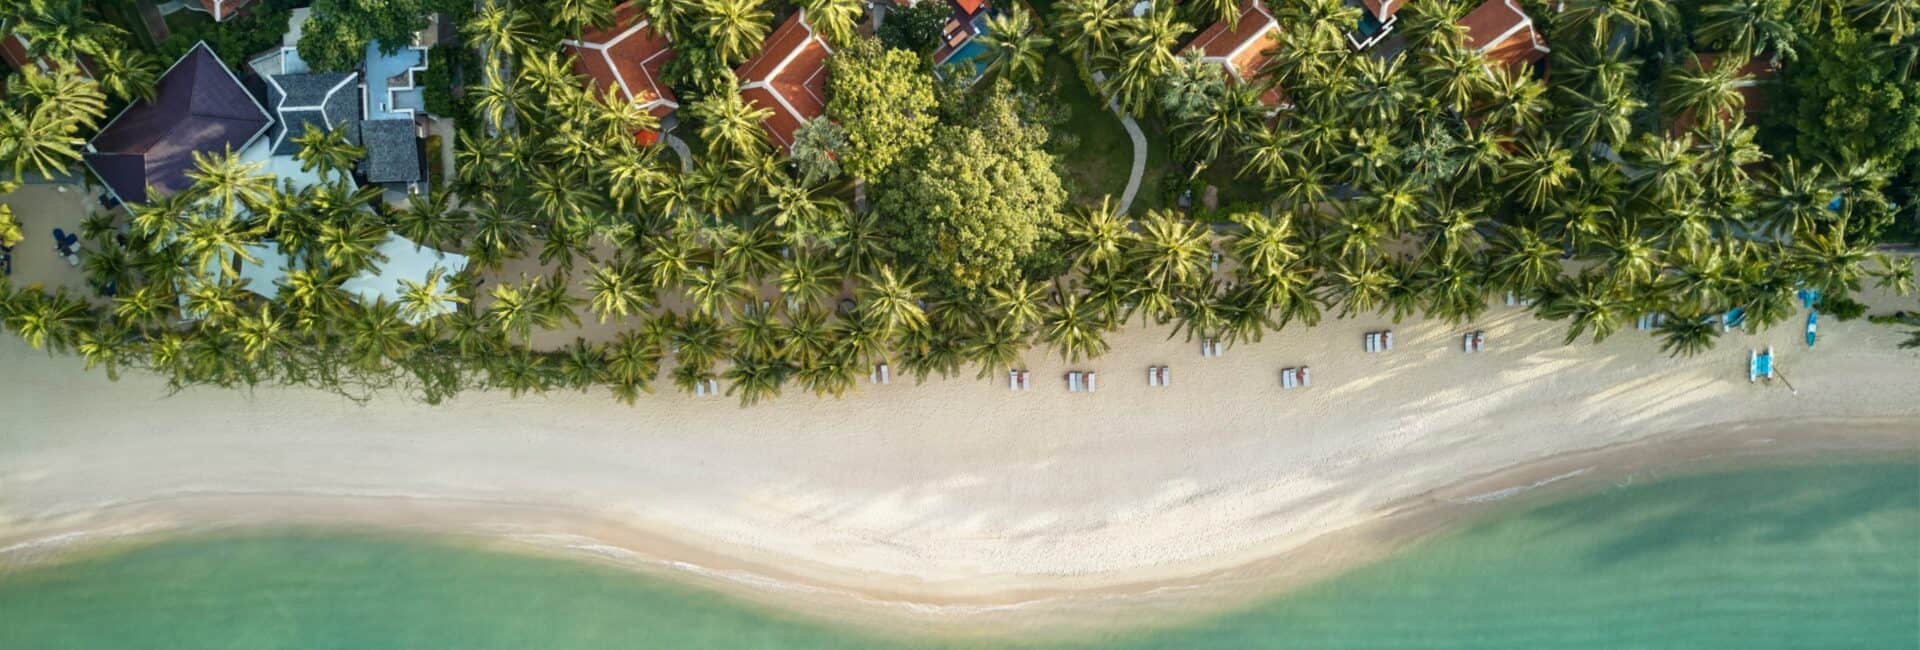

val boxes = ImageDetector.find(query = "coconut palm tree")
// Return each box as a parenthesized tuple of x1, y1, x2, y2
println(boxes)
(1062, 199, 1133, 271)
(1791, 222, 1877, 296)
(3, 287, 91, 351)
(1476, 66, 1551, 136)
(1053, 0, 1128, 62)
(1328, 254, 1395, 317)
(1130, 209, 1212, 291)
(1345, 56, 1414, 128)
(187, 148, 274, 220)
(88, 48, 158, 103)
(693, 89, 772, 162)
(1539, 270, 1630, 345)
(698, 0, 773, 64)
(1754, 159, 1837, 238)
(856, 266, 927, 337)
(1501, 138, 1578, 212)
(468, 192, 536, 269)
(1850, 0, 1918, 41)
(1556, 0, 1677, 49)
(1662, 243, 1736, 314)
(1099, 0, 1187, 116)
(1421, 44, 1490, 115)
(979, 7, 1052, 85)
(1695, 0, 1798, 60)
(1040, 292, 1109, 362)
(291, 123, 366, 182)
(4, 0, 127, 61)
(392, 189, 470, 252)
(1556, 73, 1644, 150)
(1485, 224, 1562, 297)
(464, 1, 540, 63)
(1159, 50, 1224, 122)
(1660, 53, 1752, 128)
(396, 268, 467, 325)
(314, 216, 389, 276)
(1875, 255, 1916, 296)
(1656, 312, 1721, 357)
(1228, 211, 1304, 281)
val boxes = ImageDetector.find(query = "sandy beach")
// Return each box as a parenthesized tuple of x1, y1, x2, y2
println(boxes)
(2, 291, 1917, 636)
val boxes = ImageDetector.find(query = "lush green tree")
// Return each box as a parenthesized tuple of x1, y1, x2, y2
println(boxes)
(789, 116, 848, 185)
(1695, 0, 1800, 60)
(0, 65, 106, 181)
(0, 0, 127, 61)
(872, 85, 1068, 295)
(801, 0, 864, 46)
(826, 39, 938, 180)
(299, 0, 433, 73)
(978, 7, 1052, 85)
(291, 123, 367, 182)
(697, 0, 772, 63)
(1772, 18, 1920, 168)
(877, 1, 949, 53)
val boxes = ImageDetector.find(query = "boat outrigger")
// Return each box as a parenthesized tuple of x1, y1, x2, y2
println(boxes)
(1749, 346, 1775, 383)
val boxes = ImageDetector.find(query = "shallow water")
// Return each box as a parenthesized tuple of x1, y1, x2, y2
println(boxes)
(1, 462, 1915, 649)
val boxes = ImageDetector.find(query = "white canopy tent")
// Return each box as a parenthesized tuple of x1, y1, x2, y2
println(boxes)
(342, 233, 469, 323)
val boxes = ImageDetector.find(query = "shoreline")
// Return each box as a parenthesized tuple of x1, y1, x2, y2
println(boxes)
(0, 421, 1912, 641)
(3, 292, 1918, 640)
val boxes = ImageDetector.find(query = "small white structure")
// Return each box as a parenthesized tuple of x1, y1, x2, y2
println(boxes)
(342, 233, 469, 323)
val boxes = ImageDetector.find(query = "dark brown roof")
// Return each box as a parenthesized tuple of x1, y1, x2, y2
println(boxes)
(84, 42, 271, 204)
(735, 12, 830, 151)
(196, 0, 255, 21)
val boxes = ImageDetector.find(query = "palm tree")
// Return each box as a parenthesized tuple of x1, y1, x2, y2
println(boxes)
(698, 0, 773, 63)
(1791, 222, 1877, 296)
(776, 249, 843, 312)
(1053, 0, 1128, 62)
(1656, 312, 1721, 357)
(4, 0, 127, 61)
(4, 287, 91, 351)
(1421, 44, 1490, 115)
(1063, 199, 1133, 271)
(314, 216, 389, 276)
(392, 189, 470, 251)
(1130, 209, 1212, 290)
(1875, 255, 1916, 296)
(855, 266, 927, 337)
(463, 1, 540, 63)
(1345, 56, 1414, 128)
(1755, 159, 1837, 238)
(724, 353, 790, 405)
(1662, 243, 1735, 314)
(1692, 118, 1766, 192)
(1040, 292, 1110, 362)
(779, 305, 835, 365)
(1485, 224, 1562, 297)
(1696, 0, 1798, 60)
(801, 0, 864, 46)
(187, 148, 274, 219)
(1182, 82, 1264, 167)
(988, 278, 1049, 333)
(1556, 74, 1644, 149)
(291, 123, 366, 182)
(88, 48, 158, 103)
(1850, 0, 1918, 42)
(1476, 66, 1551, 136)
(1099, 0, 1187, 116)
(963, 320, 1026, 380)
(979, 7, 1052, 85)
(793, 348, 858, 397)
(692, 89, 772, 161)
(396, 268, 467, 325)
(1660, 53, 1752, 128)
(1556, 0, 1677, 48)
(470, 66, 534, 131)
(550, 0, 618, 35)
(1159, 50, 1224, 122)
(1501, 139, 1577, 212)
(1538, 271, 1630, 345)
(584, 258, 652, 323)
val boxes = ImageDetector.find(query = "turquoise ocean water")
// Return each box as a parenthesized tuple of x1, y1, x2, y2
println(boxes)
(1, 462, 1915, 649)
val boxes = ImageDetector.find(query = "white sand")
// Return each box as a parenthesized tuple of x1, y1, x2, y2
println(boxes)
(1, 291, 1917, 633)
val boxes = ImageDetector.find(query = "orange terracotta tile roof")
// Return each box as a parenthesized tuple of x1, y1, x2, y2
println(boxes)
(955, 0, 986, 14)
(563, 1, 678, 121)
(1460, 0, 1548, 69)
(1187, 0, 1287, 107)
(735, 12, 831, 151)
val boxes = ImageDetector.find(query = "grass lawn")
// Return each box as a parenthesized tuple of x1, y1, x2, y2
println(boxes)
(164, 8, 214, 36)
(1047, 56, 1149, 208)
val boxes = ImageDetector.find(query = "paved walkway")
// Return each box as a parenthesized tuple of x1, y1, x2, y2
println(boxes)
(663, 134, 693, 172)
(1089, 70, 1147, 217)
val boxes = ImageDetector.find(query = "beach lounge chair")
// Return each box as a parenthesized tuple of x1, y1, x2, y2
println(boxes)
(1159, 366, 1170, 387)
(707, 378, 720, 395)
(1147, 366, 1160, 387)
(1201, 339, 1212, 357)
(1010, 369, 1020, 391)
(1383, 330, 1394, 350)
(1281, 367, 1294, 389)
(1211, 340, 1222, 357)
(1364, 332, 1377, 353)
(1298, 366, 1310, 387)
(1086, 372, 1097, 393)
(1806, 313, 1818, 348)
(1066, 371, 1079, 392)
(1473, 331, 1486, 353)
(694, 381, 706, 396)
(1020, 370, 1031, 391)
(880, 363, 891, 384)
(1462, 333, 1474, 353)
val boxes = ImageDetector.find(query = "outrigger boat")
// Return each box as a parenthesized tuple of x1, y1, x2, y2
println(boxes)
(1806, 312, 1819, 348)
(1749, 347, 1775, 383)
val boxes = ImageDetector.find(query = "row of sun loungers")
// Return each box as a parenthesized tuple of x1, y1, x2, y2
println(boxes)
(1364, 330, 1394, 353)
(691, 378, 722, 396)
(1635, 313, 1669, 331)
(870, 362, 891, 385)
(1503, 291, 1534, 307)
(1146, 366, 1171, 387)
(1065, 371, 1098, 393)
(1280, 366, 1311, 389)
(1008, 369, 1032, 391)
(1461, 331, 1487, 353)
(1199, 338, 1224, 357)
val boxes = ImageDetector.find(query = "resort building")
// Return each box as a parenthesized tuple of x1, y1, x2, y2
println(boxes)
(1460, 0, 1549, 75)
(736, 11, 832, 152)
(931, 0, 993, 70)
(1345, 0, 1401, 51)
(341, 234, 471, 324)
(249, 69, 360, 191)
(562, 0, 679, 143)
(84, 42, 272, 205)
(0, 18, 94, 78)
(1187, 0, 1288, 109)
(190, 0, 257, 22)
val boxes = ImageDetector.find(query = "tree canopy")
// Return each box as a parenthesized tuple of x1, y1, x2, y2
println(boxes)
(826, 39, 939, 180)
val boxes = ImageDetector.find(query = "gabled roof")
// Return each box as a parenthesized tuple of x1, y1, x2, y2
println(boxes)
(264, 72, 361, 156)
(1461, 0, 1548, 69)
(564, 1, 678, 120)
(195, 0, 255, 21)
(84, 42, 273, 204)
(1188, 0, 1287, 107)
(1361, 0, 1402, 21)
(358, 119, 422, 185)
(736, 11, 831, 151)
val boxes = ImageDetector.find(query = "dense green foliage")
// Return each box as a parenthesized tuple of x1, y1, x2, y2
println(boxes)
(298, 0, 436, 73)
(1, 0, 1915, 406)
(824, 39, 938, 180)
(876, 1, 948, 54)
(157, 0, 299, 71)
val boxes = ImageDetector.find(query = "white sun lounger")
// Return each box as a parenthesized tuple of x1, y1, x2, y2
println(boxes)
(1505, 291, 1517, 306)
(1298, 366, 1310, 387)
(1086, 372, 1097, 393)
(1211, 340, 1222, 357)
(1473, 331, 1486, 353)
(1383, 330, 1394, 350)
(1364, 332, 1377, 353)
(1020, 370, 1031, 391)
(1067, 371, 1081, 392)
(1010, 369, 1020, 391)
(1159, 366, 1170, 387)
(708, 378, 719, 394)
(694, 381, 706, 396)
(1147, 366, 1161, 387)
(1463, 333, 1475, 353)
(1281, 367, 1295, 389)
(879, 363, 891, 384)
